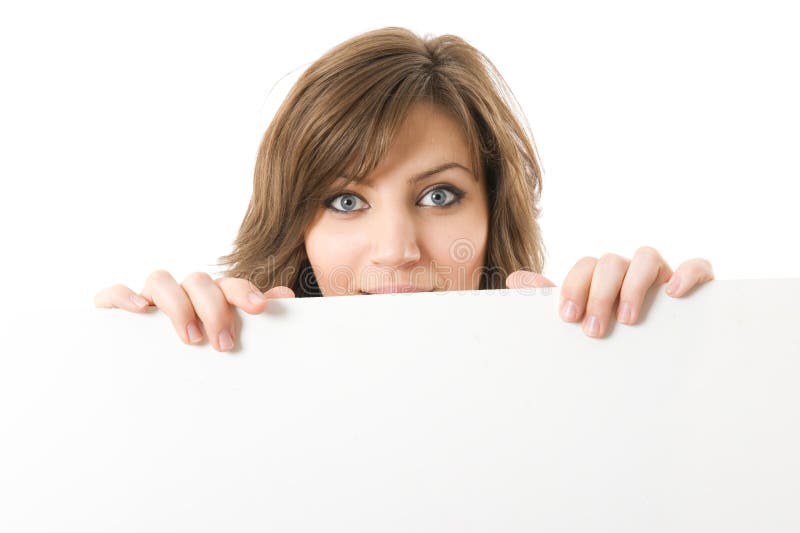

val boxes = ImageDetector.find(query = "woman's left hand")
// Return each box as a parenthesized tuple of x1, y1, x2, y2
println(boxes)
(505, 246, 715, 339)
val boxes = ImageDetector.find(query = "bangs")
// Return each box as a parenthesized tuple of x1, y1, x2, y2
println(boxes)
(308, 77, 434, 197)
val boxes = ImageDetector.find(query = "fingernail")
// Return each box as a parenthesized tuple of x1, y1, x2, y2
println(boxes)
(130, 294, 148, 308)
(666, 276, 682, 296)
(248, 291, 267, 305)
(218, 329, 234, 351)
(561, 300, 578, 321)
(187, 322, 203, 343)
(618, 302, 631, 324)
(584, 315, 600, 337)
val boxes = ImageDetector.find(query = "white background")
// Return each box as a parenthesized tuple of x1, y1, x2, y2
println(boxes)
(1, 0, 798, 310)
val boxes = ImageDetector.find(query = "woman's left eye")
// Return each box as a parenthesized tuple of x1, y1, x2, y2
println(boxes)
(418, 186, 464, 208)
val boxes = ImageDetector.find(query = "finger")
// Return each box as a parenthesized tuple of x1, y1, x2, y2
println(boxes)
(214, 276, 296, 315)
(617, 246, 674, 325)
(505, 270, 557, 289)
(94, 283, 153, 312)
(265, 285, 296, 298)
(140, 270, 204, 346)
(180, 272, 239, 352)
(664, 257, 715, 297)
(558, 256, 597, 323)
(581, 253, 630, 338)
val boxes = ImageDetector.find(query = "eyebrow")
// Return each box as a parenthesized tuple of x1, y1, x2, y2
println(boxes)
(339, 162, 476, 189)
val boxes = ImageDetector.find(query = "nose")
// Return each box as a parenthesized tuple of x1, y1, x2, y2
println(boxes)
(368, 206, 422, 269)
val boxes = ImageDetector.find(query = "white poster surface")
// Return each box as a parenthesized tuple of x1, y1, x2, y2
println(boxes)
(1, 279, 799, 532)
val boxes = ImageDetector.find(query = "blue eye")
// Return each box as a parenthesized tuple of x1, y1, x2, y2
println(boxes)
(326, 193, 366, 213)
(419, 186, 463, 207)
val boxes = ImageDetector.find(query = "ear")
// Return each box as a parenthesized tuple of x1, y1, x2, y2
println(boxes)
(505, 270, 557, 289)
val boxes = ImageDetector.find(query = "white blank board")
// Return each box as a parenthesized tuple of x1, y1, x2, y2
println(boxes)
(1, 279, 799, 532)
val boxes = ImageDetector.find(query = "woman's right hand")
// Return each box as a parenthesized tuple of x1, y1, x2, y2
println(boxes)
(93, 270, 295, 352)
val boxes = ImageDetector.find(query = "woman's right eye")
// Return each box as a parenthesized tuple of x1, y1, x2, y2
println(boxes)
(325, 192, 367, 213)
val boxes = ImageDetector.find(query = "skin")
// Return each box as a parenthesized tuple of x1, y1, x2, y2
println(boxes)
(94, 102, 715, 351)
(303, 100, 490, 297)
(506, 250, 715, 337)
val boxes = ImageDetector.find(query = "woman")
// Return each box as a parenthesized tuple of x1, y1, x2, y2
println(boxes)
(94, 26, 714, 351)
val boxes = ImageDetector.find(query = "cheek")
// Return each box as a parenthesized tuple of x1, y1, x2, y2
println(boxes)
(426, 211, 488, 286)
(305, 221, 365, 293)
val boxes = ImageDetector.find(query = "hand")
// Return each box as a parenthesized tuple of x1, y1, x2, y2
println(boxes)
(505, 246, 715, 339)
(94, 270, 295, 352)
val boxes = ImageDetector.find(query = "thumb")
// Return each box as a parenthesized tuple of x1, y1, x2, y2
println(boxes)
(265, 285, 296, 299)
(505, 270, 557, 289)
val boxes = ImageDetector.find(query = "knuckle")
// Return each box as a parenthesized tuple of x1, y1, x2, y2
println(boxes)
(110, 283, 130, 294)
(678, 259, 700, 275)
(634, 246, 661, 261)
(269, 285, 296, 298)
(597, 252, 626, 268)
(239, 277, 261, 293)
(182, 271, 211, 287)
(689, 260, 714, 283)
(217, 276, 255, 300)
(146, 269, 172, 285)
(95, 284, 131, 308)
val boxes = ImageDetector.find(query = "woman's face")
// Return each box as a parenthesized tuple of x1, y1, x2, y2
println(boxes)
(304, 101, 490, 296)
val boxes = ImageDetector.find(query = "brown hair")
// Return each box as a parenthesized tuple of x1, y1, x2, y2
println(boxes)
(214, 26, 547, 297)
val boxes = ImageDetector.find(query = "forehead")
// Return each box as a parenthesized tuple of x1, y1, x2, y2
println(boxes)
(337, 101, 480, 186)
(394, 101, 471, 157)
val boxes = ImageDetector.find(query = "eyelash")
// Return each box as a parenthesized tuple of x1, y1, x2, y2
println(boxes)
(323, 184, 466, 214)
